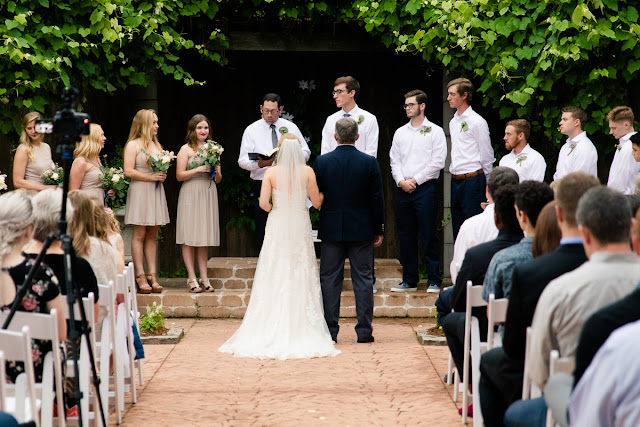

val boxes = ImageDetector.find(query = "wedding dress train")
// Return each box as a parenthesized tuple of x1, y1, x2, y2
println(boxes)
(218, 189, 340, 359)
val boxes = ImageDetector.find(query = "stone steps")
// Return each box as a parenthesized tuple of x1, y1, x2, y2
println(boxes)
(136, 257, 452, 318)
(137, 289, 440, 318)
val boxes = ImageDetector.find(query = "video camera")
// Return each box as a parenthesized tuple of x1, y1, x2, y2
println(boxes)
(35, 86, 90, 141)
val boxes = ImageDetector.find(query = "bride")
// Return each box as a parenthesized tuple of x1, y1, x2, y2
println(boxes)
(219, 134, 340, 359)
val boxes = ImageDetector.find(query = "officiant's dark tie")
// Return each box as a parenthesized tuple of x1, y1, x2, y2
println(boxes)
(270, 124, 278, 148)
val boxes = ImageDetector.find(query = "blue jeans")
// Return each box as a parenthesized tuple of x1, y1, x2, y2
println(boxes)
(451, 172, 486, 240)
(395, 182, 441, 285)
(504, 397, 547, 427)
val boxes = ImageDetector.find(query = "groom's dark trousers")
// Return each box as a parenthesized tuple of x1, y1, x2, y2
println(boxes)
(313, 144, 385, 341)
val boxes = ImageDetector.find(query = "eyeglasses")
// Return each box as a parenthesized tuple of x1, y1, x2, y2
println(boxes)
(332, 89, 348, 96)
(403, 103, 418, 110)
(262, 109, 280, 115)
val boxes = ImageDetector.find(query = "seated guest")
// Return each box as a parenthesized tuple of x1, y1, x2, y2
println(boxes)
(442, 184, 523, 415)
(449, 167, 519, 283)
(569, 319, 640, 426)
(625, 194, 640, 217)
(0, 191, 67, 383)
(483, 181, 553, 301)
(479, 172, 598, 427)
(505, 186, 640, 426)
(94, 201, 125, 274)
(24, 189, 100, 320)
(531, 201, 561, 258)
(68, 190, 119, 287)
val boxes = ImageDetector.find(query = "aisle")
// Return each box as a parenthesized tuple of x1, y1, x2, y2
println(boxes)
(116, 318, 463, 426)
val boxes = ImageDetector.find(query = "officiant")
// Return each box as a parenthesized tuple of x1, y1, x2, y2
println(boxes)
(238, 93, 310, 251)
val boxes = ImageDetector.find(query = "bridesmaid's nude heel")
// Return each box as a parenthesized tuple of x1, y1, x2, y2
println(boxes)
(188, 279, 202, 293)
(146, 273, 163, 293)
(200, 278, 214, 292)
(136, 274, 152, 294)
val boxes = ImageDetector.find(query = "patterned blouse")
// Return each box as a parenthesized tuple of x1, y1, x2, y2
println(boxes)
(3, 257, 60, 383)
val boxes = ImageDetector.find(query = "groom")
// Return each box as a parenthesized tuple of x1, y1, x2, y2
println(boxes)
(313, 117, 385, 343)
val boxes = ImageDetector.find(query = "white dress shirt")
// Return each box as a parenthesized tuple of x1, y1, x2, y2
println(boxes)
(569, 319, 640, 427)
(607, 132, 639, 195)
(553, 131, 598, 181)
(498, 143, 547, 182)
(238, 117, 310, 181)
(321, 105, 378, 157)
(449, 106, 494, 176)
(389, 118, 447, 186)
(449, 203, 498, 283)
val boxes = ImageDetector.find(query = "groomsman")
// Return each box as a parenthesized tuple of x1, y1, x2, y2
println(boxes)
(552, 106, 598, 184)
(389, 90, 446, 293)
(606, 106, 638, 194)
(498, 119, 546, 182)
(238, 93, 310, 250)
(321, 76, 379, 157)
(447, 78, 495, 240)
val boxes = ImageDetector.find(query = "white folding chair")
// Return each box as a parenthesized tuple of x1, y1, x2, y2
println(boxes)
(522, 326, 542, 399)
(0, 309, 65, 427)
(97, 282, 122, 424)
(487, 294, 509, 350)
(126, 263, 144, 387)
(545, 350, 575, 427)
(0, 326, 39, 426)
(115, 273, 137, 405)
(462, 281, 488, 425)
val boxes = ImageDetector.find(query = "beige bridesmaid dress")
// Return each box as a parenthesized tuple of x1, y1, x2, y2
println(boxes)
(75, 157, 105, 204)
(24, 143, 54, 186)
(124, 145, 170, 226)
(176, 154, 220, 246)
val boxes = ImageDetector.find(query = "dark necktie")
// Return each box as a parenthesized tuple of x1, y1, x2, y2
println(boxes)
(270, 124, 278, 148)
(343, 113, 351, 117)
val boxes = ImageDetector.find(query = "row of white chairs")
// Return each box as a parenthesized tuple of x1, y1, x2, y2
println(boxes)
(445, 281, 574, 427)
(0, 261, 144, 426)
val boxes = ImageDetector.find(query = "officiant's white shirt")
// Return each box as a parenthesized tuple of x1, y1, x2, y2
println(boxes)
(238, 117, 310, 181)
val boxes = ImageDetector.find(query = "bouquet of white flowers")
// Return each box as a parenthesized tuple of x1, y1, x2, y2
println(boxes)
(141, 148, 176, 188)
(42, 164, 64, 186)
(0, 172, 7, 192)
(187, 140, 224, 179)
(99, 161, 129, 206)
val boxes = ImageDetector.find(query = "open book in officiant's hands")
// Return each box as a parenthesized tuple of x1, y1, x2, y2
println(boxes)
(248, 147, 279, 161)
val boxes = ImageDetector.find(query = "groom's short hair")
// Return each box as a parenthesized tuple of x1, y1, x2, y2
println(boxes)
(335, 118, 358, 144)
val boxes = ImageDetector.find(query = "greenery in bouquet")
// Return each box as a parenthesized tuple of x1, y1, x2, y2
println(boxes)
(0, 172, 7, 192)
(100, 156, 129, 209)
(42, 164, 64, 186)
(141, 148, 176, 172)
(187, 140, 224, 178)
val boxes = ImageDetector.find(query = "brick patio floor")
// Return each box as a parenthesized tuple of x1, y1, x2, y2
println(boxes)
(114, 318, 466, 426)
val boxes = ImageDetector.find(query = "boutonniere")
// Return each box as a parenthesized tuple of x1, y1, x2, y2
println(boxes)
(515, 155, 527, 166)
(567, 143, 576, 156)
(615, 143, 621, 151)
(420, 126, 432, 135)
(461, 121, 469, 132)
(357, 115, 365, 125)
(279, 126, 288, 134)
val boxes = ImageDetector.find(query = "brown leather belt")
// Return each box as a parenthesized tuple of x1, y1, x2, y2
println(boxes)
(451, 169, 484, 180)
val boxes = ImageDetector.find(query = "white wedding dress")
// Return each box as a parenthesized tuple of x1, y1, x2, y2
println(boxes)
(218, 188, 340, 359)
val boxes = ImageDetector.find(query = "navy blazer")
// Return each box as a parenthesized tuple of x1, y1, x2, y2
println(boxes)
(313, 145, 385, 243)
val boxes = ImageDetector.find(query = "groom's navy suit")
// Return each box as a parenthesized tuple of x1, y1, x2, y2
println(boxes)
(313, 144, 385, 341)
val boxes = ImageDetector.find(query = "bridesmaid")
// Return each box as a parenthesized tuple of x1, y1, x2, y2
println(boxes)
(123, 109, 169, 294)
(69, 123, 114, 204)
(12, 111, 57, 191)
(176, 114, 222, 293)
